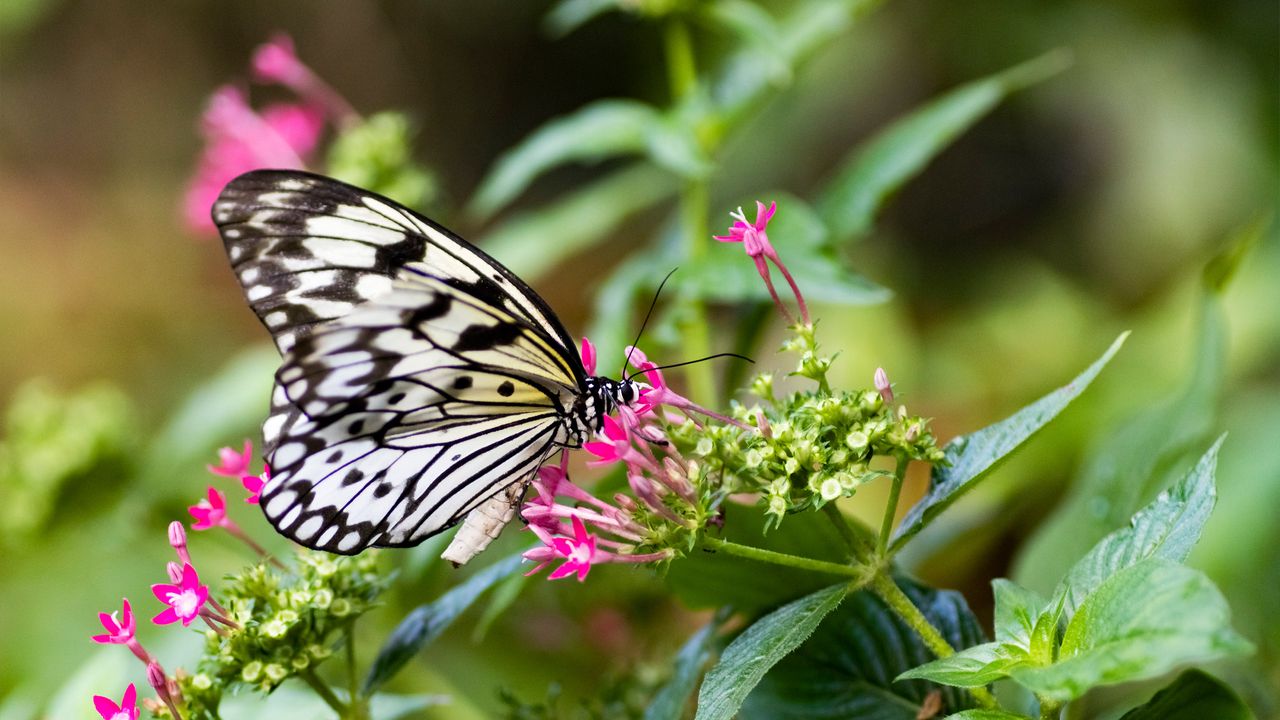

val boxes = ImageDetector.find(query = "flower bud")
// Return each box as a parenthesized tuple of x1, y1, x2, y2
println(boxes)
(874, 367, 894, 406)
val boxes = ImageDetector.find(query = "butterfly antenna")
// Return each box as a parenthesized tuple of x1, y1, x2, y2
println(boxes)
(633, 352, 754, 378)
(621, 267, 679, 377)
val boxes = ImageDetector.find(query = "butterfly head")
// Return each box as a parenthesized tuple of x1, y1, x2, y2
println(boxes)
(566, 376, 646, 446)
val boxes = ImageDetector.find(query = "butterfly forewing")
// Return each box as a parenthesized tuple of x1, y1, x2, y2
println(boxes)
(213, 170, 587, 554)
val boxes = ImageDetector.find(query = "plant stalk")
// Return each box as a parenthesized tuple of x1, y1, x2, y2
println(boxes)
(877, 455, 908, 556)
(868, 573, 999, 709)
(702, 536, 869, 580)
(822, 503, 872, 562)
(298, 668, 348, 717)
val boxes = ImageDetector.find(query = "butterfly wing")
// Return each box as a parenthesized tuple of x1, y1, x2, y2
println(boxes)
(213, 170, 585, 553)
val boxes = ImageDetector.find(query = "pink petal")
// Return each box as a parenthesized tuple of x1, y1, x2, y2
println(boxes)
(122, 684, 136, 710)
(580, 336, 597, 375)
(547, 562, 580, 580)
(571, 515, 589, 543)
(180, 563, 199, 589)
(583, 441, 618, 461)
(152, 607, 179, 626)
(151, 584, 179, 603)
(261, 103, 325, 156)
(90, 633, 113, 644)
(601, 415, 626, 442)
(93, 695, 121, 718)
(551, 537, 575, 556)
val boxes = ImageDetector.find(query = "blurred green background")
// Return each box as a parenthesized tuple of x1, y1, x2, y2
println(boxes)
(0, 0, 1275, 718)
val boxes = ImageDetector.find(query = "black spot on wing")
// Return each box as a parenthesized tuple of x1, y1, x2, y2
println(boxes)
(454, 323, 523, 352)
(409, 292, 452, 327)
(497, 381, 515, 397)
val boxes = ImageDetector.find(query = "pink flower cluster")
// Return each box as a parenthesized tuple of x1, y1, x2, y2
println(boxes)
(183, 34, 357, 235)
(90, 442, 274, 718)
(521, 342, 747, 582)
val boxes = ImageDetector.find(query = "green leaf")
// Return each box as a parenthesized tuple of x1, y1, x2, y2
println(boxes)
(479, 163, 676, 283)
(704, 1, 791, 83)
(1012, 559, 1252, 703)
(679, 192, 889, 307)
(992, 579, 1048, 648)
(695, 583, 849, 720)
(815, 50, 1071, 242)
(139, 344, 277, 491)
(890, 333, 1128, 551)
(712, 0, 869, 121)
(543, 0, 622, 37)
(1119, 670, 1255, 720)
(362, 552, 524, 696)
(1013, 241, 1234, 592)
(896, 641, 1025, 688)
(326, 112, 439, 210)
(742, 576, 986, 719)
(469, 101, 702, 219)
(470, 567, 531, 642)
(946, 712, 1034, 720)
(1056, 437, 1224, 616)
(646, 610, 729, 720)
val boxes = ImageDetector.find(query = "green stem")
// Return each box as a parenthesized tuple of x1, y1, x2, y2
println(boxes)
(702, 536, 869, 580)
(821, 503, 870, 562)
(299, 668, 348, 717)
(664, 19, 697, 100)
(869, 573, 999, 710)
(877, 455, 908, 556)
(345, 620, 364, 713)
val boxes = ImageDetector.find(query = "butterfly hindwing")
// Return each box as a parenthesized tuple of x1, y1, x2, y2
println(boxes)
(212, 170, 587, 554)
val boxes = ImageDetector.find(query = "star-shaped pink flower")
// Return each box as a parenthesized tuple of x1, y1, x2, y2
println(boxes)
(548, 515, 598, 582)
(92, 683, 139, 720)
(152, 563, 209, 627)
(242, 464, 271, 504)
(91, 598, 135, 645)
(583, 415, 631, 465)
(714, 201, 809, 325)
(207, 439, 254, 478)
(188, 487, 229, 531)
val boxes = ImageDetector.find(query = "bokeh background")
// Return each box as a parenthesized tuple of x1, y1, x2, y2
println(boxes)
(1, 0, 1276, 718)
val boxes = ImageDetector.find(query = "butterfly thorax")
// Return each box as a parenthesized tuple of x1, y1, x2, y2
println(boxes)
(564, 376, 642, 447)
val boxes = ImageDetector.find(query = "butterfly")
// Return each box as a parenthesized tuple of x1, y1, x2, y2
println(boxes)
(213, 170, 642, 557)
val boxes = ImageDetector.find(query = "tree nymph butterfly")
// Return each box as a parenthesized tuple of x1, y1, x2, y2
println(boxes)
(213, 170, 643, 562)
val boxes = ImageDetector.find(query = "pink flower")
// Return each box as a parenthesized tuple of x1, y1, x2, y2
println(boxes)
(188, 487, 230, 531)
(152, 563, 209, 627)
(714, 201, 809, 325)
(91, 598, 135, 645)
(580, 336, 598, 375)
(583, 415, 633, 466)
(208, 439, 254, 478)
(251, 33, 309, 86)
(182, 86, 323, 235)
(92, 683, 139, 720)
(547, 515, 598, 581)
(242, 464, 270, 504)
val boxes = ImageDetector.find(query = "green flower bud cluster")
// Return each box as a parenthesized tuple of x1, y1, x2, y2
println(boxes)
(168, 550, 390, 719)
(665, 326, 944, 530)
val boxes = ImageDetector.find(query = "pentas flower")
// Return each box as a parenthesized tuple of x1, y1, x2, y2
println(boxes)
(242, 464, 270, 504)
(521, 464, 673, 581)
(183, 85, 324, 234)
(207, 439, 253, 478)
(251, 33, 358, 125)
(152, 563, 210, 627)
(92, 598, 152, 664)
(92, 683, 139, 720)
(714, 201, 810, 325)
(188, 487, 231, 531)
